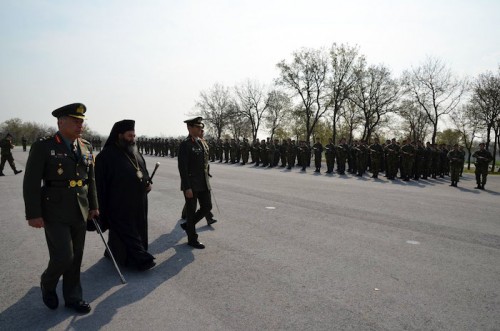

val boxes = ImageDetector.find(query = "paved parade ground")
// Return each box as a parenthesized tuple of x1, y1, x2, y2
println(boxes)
(1, 147, 499, 330)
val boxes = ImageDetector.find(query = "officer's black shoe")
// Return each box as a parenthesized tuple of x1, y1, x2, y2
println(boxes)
(180, 223, 187, 231)
(480, 185, 485, 190)
(475, 185, 481, 189)
(207, 218, 217, 226)
(188, 241, 205, 249)
(0, 172, 4, 176)
(65, 300, 91, 314)
(41, 282, 58, 310)
(14, 170, 22, 175)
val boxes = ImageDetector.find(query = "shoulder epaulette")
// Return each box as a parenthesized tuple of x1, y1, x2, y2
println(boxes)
(79, 138, 91, 145)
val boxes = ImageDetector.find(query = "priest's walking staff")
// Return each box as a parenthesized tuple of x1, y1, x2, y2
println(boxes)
(92, 218, 127, 284)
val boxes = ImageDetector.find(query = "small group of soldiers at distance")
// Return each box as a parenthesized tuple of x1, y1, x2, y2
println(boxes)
(136, 137, 181, 158)
(89, 137, 102, 152)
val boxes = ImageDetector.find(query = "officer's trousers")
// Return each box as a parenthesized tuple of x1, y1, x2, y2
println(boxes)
(42, 219, 86, 304)
(184, 190, 212, 243)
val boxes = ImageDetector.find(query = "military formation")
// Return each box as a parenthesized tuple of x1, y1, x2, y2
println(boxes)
(133, 136, 492, 190)
(129, 135, 495, 190)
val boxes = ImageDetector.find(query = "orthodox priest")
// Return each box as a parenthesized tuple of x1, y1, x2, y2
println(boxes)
(95, 119, 155, 271)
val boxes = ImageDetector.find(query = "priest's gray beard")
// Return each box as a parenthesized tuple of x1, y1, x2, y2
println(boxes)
(117, 138, 139, 157)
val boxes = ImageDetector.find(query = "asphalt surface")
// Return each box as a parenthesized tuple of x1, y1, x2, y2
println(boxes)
(1, 147, 499, 331)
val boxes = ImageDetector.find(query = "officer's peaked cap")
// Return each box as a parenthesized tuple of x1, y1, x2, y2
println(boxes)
(52, 103, 86, 119)
(184, 117, 204, 128)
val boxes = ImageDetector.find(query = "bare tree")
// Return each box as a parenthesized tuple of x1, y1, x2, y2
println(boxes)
(226, 103, 252, 139)
(195, 83, 233, 139)
(350, 63, 400, 142)
(402, 57, 466, 144)
(328, 43, 362, 143)
(265, 89, 292, 140)
(339, 99, 363, 143)
(234, 79, 270, 141)
(471, 68, 500, 171)
(398, 99, 430, 142)
(276, 47, 331, 144)
(451, 103, 483, 169)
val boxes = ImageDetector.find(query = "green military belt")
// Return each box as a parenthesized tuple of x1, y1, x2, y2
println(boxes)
(45, 179, 88, 188)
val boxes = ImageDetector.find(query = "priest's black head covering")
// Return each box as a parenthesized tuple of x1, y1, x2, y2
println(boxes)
(52, 103, 86, 119)
(104, 119, 135, 147)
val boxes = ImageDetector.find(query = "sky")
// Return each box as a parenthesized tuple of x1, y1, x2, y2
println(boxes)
(1, 0, 499, 137)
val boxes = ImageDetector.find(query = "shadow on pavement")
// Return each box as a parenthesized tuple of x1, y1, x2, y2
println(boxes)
(0, 221, 194, 330)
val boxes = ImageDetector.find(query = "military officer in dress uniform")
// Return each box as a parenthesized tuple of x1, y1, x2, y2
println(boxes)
(23, 103, 99, 314)
(177, 117, 212, 249)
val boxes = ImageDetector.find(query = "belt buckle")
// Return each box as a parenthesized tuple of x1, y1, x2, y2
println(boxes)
(69, 180, 76, 188)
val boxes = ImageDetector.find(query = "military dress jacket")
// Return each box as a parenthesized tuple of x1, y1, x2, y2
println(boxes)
(23, 133, 98, 223)
(178, 135, 210, 192)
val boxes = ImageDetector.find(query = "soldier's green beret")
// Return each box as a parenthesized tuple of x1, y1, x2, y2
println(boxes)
(52, 103, 86, 119)
(184, 116, 204, 128)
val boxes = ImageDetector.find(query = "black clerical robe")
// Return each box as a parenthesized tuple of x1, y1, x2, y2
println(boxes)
(95, 145, 154, 268)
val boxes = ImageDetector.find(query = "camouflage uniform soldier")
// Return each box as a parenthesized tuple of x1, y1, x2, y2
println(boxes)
(223, 138, 230, 163)
(267, 140, 276, 168)
(447, 144, 464, 187)
(216, 139, 223, 162)
(259, 140, 268, 167)
(209, 139, 216, 162)
(298, 141, 309, 171)
(348, 140, 358, 174)
(273, 139, 281, 167)
(355, 140, 368, 177)
(369, 138, 384, 179)
(279, 140, 288, 167)
(414, 141, 425, 180)
(252, 140, 260, 165)
(472, 143, 493, 190)
(230, 138, 237, 163)
(440, 144, 449, 177)
(385, 139, 400, 180)
(459, 145, 466, 177)
(240, 138, 250, 165)
(22, 136, 28, 152)
(324, 138, 335, 174)
(336, 138, 349, 175)
(400, 139, 415, 181)
(312, 138, 323, 172)
(286, 140, 296, 170)
(0, 133, 23, 176)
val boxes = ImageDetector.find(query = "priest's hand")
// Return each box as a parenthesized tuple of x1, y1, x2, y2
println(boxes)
(88, 209, 100, 220)
(184, 189, 193, 198)
(146, 184, 152, 193)
(28, 217, 44, 228)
